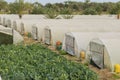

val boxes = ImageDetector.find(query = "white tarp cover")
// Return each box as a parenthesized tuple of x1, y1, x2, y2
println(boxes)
(32, 19, 70, 41)
(13, 20, 22, 31)
(72, 15, 116, 19)
(1, 14, 44, 28)
(13, 29, 23, 44)
(1, 14, 119, 28)
(0, 25, 23, 44)
(32, 20, 48, 41)
(10, 16, 44, 29)
(62, 32, 120, 59)
(43, 19, 120, 46)
(43, 24, 84, 46)
(0, 25, 12, 35)
(20, 20, 42, 34)
(62, 32, 97, 56)
(11, 18, 41, 32)
(89, 38, 120, 71)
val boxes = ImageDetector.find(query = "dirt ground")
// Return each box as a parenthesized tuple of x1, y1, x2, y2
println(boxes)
(23, 36, 120, 80)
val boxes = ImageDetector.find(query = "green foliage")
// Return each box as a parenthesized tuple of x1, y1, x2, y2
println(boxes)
(0, 44, 98, 80)
(45, 8, 59, 19)
(59, 50, 67, 55)
(60, 8, 72, 14)
(9, 2, 19, 14)
(0, 32, 13, 45)
(31, 2, 44, 14)
(3, 1, 120, 15)
(0, 0, 8, 12)
(83, 8, 97, 15)
(31, 7, 44, 14)
(56, 45, 62, 50)
(113, 74, 120, 79)
(85, 0, 90, 3)
(60, 7, 74, 19)
(17, 0, 24, 19)
(62, 15, 74, 19)
(8, 0, 24, 18)
(27, 32, 32, 38)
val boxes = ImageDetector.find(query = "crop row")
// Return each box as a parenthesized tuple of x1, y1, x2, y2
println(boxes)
(0, 44, 97, 80)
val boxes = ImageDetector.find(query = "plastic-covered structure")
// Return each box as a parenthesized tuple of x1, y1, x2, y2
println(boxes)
(43, 19, 120, 46)
(62, 32, 120, 58)
(0, 25, 23, 44)
(88, 37, 120, 71)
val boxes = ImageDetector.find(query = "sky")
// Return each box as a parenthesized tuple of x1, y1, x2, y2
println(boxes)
(5, 0, 120, 5)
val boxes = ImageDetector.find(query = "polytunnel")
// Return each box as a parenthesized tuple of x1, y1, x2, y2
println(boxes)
(0, 25, 23, 44)
(2, 14, 18, 27)
(72, 15, 116, 19)
(32, 19, 72, 41)
(88, 37, 120, 71)
(32, 22, 46, 41)
(6, 14, 45, 28)
(43, 19, 120, 46)
(62, 32, 120, 58)
(43, 23, 94, 46)
(12, 18, 42, 33)
(12, 19, 23, 31)
(20, 20, 42, 34)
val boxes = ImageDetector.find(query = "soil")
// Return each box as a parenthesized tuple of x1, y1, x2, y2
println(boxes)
(23, 36, 120, 80)
(23, 36, 39, 45)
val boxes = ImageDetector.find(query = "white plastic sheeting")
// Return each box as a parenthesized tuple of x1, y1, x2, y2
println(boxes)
(12, 18, 43, 34)
(20, 20, 42, 34)
(1, 14, 119, 27)
(32, 23, 46, 41)
(0, 14, 44, 27)
(43, 19, 120, 46)
(62, 32, 120, 58)
(13, 29, 24, 44)
(43, 24, 82, 46)
(0, 25, 23, 44)
(32, 19, 71, 41)
(8, 15, 44, 28)
(72, 15, 117, 19)
(0, 25, 12, 35)
(89, 37, 120, 71)
(62, 32, 97, 56)
(13, 19, 22, 31)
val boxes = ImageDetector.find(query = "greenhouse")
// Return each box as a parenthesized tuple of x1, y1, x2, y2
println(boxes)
(0, 25, 23, 44)
(1, 14, 44, 28)
(20, 20, 42, 34)
(62, 32, 120, 58)
(32, 19, 69, 41)
(43, 19, 120, 47)
(73, 15, 116, 19)
(88, 37, 120, 71)
(32, 22, 47, 41)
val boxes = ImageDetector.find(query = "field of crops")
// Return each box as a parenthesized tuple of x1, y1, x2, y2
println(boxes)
(0, 44, 97, 80)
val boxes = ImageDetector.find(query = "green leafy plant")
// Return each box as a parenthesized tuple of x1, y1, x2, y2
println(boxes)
(113, 73, 120, 79)
(0, 44, 98, 80)
(27, 32, 32, 38)
(45, 8, 59, 19)
(62, 15, 74, 19)
(59, 50, 67, 55)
